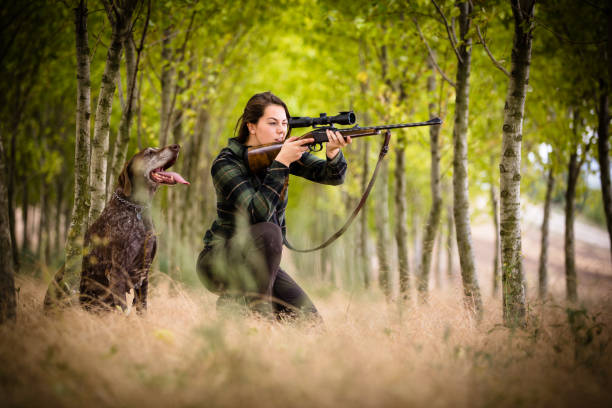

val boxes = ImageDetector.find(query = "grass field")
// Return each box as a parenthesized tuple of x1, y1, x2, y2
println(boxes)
(1, 272, 610, 408)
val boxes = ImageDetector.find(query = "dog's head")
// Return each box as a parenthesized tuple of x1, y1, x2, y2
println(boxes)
(118, 144, 190, 199)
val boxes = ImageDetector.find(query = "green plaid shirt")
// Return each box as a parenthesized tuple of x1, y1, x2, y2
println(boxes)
(203, 138, 347, 247)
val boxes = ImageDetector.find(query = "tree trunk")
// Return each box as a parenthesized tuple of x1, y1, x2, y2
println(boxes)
(452, 1, 483, 318)
(434, 230, 442, 289)
(8, 132, 18, 271)
(395, 144, 410, 302)
(159, 26, 174, 147)
(54, 177, 64, 256)
(360, 139, 371, 289)
(501, 0, 535, 327)
(418, 60, 442, 303)
(39, 181, 51, 265)
(565, 151, 580, 302)
(63, 0, 92, 288)
(538, 166, 555, 299)
(21, 182, 29, 256)
(490, 180, 501, 296)
(0, 134, 17, 323)
(89, 32, 122, 221)
(596, 84, 612, 262)
(88, 0, 137, 222)
(446, 203, 454, 279)
(108, 32, 138, 192)
(375, 160, 391, 301)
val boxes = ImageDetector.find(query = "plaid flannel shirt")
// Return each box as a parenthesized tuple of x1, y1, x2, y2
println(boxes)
(202, 138, 347, 247)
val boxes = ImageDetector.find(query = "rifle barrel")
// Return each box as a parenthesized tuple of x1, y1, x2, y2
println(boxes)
(358, 117, 442, 131)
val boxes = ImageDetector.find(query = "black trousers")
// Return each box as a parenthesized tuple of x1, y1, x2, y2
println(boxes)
(197, 222, 320, 320)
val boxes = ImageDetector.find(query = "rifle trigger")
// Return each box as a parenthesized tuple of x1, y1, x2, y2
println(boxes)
(310, 143, 323, 152)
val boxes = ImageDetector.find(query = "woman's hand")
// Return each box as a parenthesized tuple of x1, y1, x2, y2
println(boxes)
(326, 129, 352, 160)
(275, 137, 314, 167)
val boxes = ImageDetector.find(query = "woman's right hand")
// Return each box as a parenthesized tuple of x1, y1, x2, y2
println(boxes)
(275, 137, 314, 167)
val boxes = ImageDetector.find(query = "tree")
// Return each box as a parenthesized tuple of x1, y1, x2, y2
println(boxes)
(88, 0, 141, 222)
(498, 0, 535, 327)
(57, 0, 92, 297)
(0, 135, 17, 323)
(417, 56, 442, 303)
(429, 0, 483, 317)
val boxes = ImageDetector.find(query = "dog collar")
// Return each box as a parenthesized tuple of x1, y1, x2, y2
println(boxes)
(113, 192, 149, 220)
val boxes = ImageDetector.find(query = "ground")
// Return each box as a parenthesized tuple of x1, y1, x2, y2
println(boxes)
(0, 203, 610, 408)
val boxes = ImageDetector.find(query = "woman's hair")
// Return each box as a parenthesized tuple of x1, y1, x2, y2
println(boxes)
(234, 91, 291, 144)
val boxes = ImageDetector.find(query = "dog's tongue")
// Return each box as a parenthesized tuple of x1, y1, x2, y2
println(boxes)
(158, 171, 190, 185)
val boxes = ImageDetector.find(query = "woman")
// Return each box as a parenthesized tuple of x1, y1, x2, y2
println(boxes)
(197, 91, 351, 321)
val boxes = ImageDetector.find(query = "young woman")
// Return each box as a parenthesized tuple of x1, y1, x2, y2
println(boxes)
(197, 92, 351, 321)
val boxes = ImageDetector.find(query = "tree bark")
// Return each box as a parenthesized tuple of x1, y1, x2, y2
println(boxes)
(54, 177, 64, 256)
(360, 140, 371, 288)
(418, 59, 442, 303)
(88, 0, 138, 222)
(159, 26, 174, 147)
(500, 0, 534, 327)
(452, 1, 483, 318)
(395, 144, 410, 302)
(0, 134, 17, 323)
(596, 84, 612, 262)
(538, 166, 555, 299)
(446, 203, 454, 279)
(565, 151, 580, 302)
(491, 181, 501, 296)
(108, 32, 138, 192)
(375, 160, 391, 301)
(63, 0, 92, 288)
(21, 181, 29, 256)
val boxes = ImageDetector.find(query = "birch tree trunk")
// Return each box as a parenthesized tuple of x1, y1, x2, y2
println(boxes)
(500, 0, 535, 327)
(54, 178, 64, 256)
(418, 60, 442, 303)
(446, 203, 454, 279)
(375, 160, 391, 301)
(108, 33, 138, 192)
(88, 0, 138, 222)
(0, 134, 17, 323)
(596, 85, 612, 261)
(565, 151, 580, 302)
(395, 144, 410, 302)
(159, 26, 174, 147)
(21, 183, 29, 255)
(63, 0, 91, 288)
(490, 178, 501, 296)
(538, 166, 555, 299)
(360, 140, 371, 288)
(453, 1, 483, 318)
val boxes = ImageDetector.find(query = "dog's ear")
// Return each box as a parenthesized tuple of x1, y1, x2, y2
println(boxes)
(117, 159, 133, 197)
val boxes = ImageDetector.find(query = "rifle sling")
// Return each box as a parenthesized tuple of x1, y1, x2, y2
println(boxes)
(284, 130, 392, 253)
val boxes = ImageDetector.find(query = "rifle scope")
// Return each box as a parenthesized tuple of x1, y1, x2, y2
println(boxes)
(289, 111, 356, 128)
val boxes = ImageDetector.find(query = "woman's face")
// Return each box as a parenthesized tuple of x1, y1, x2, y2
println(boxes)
(246, 104, 288, 146)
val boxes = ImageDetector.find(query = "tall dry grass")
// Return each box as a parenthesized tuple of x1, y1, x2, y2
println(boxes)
(1, 272, 610, 408)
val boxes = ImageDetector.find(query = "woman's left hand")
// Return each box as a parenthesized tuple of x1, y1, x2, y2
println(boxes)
(326, 129, 352, 160)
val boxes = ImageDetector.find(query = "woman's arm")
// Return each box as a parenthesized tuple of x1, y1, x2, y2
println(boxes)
(289, 150, 347, 185)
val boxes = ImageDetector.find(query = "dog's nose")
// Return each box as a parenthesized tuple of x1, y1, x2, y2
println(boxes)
(169, 144, 180, 152)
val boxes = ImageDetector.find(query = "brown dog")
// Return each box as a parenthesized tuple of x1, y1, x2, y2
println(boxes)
(44, 144, 189, 312)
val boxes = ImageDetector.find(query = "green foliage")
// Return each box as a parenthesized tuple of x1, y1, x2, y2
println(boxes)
(1, 0, 608, 281)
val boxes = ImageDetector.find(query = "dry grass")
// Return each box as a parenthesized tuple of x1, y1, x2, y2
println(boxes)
(1, 272, 611, 408)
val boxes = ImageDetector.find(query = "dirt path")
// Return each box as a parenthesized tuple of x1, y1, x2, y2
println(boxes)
(471, 202, 611, 300)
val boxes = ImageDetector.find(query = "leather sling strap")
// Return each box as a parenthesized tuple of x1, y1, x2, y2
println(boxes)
(284, 130, 392, 253)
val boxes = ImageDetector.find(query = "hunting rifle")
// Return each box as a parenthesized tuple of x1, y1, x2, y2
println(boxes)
(246, 111, 442, 173)
(247, 111, 442, 252)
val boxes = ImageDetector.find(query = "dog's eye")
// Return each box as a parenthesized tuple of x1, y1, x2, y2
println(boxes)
(144, 149, 152, 156)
